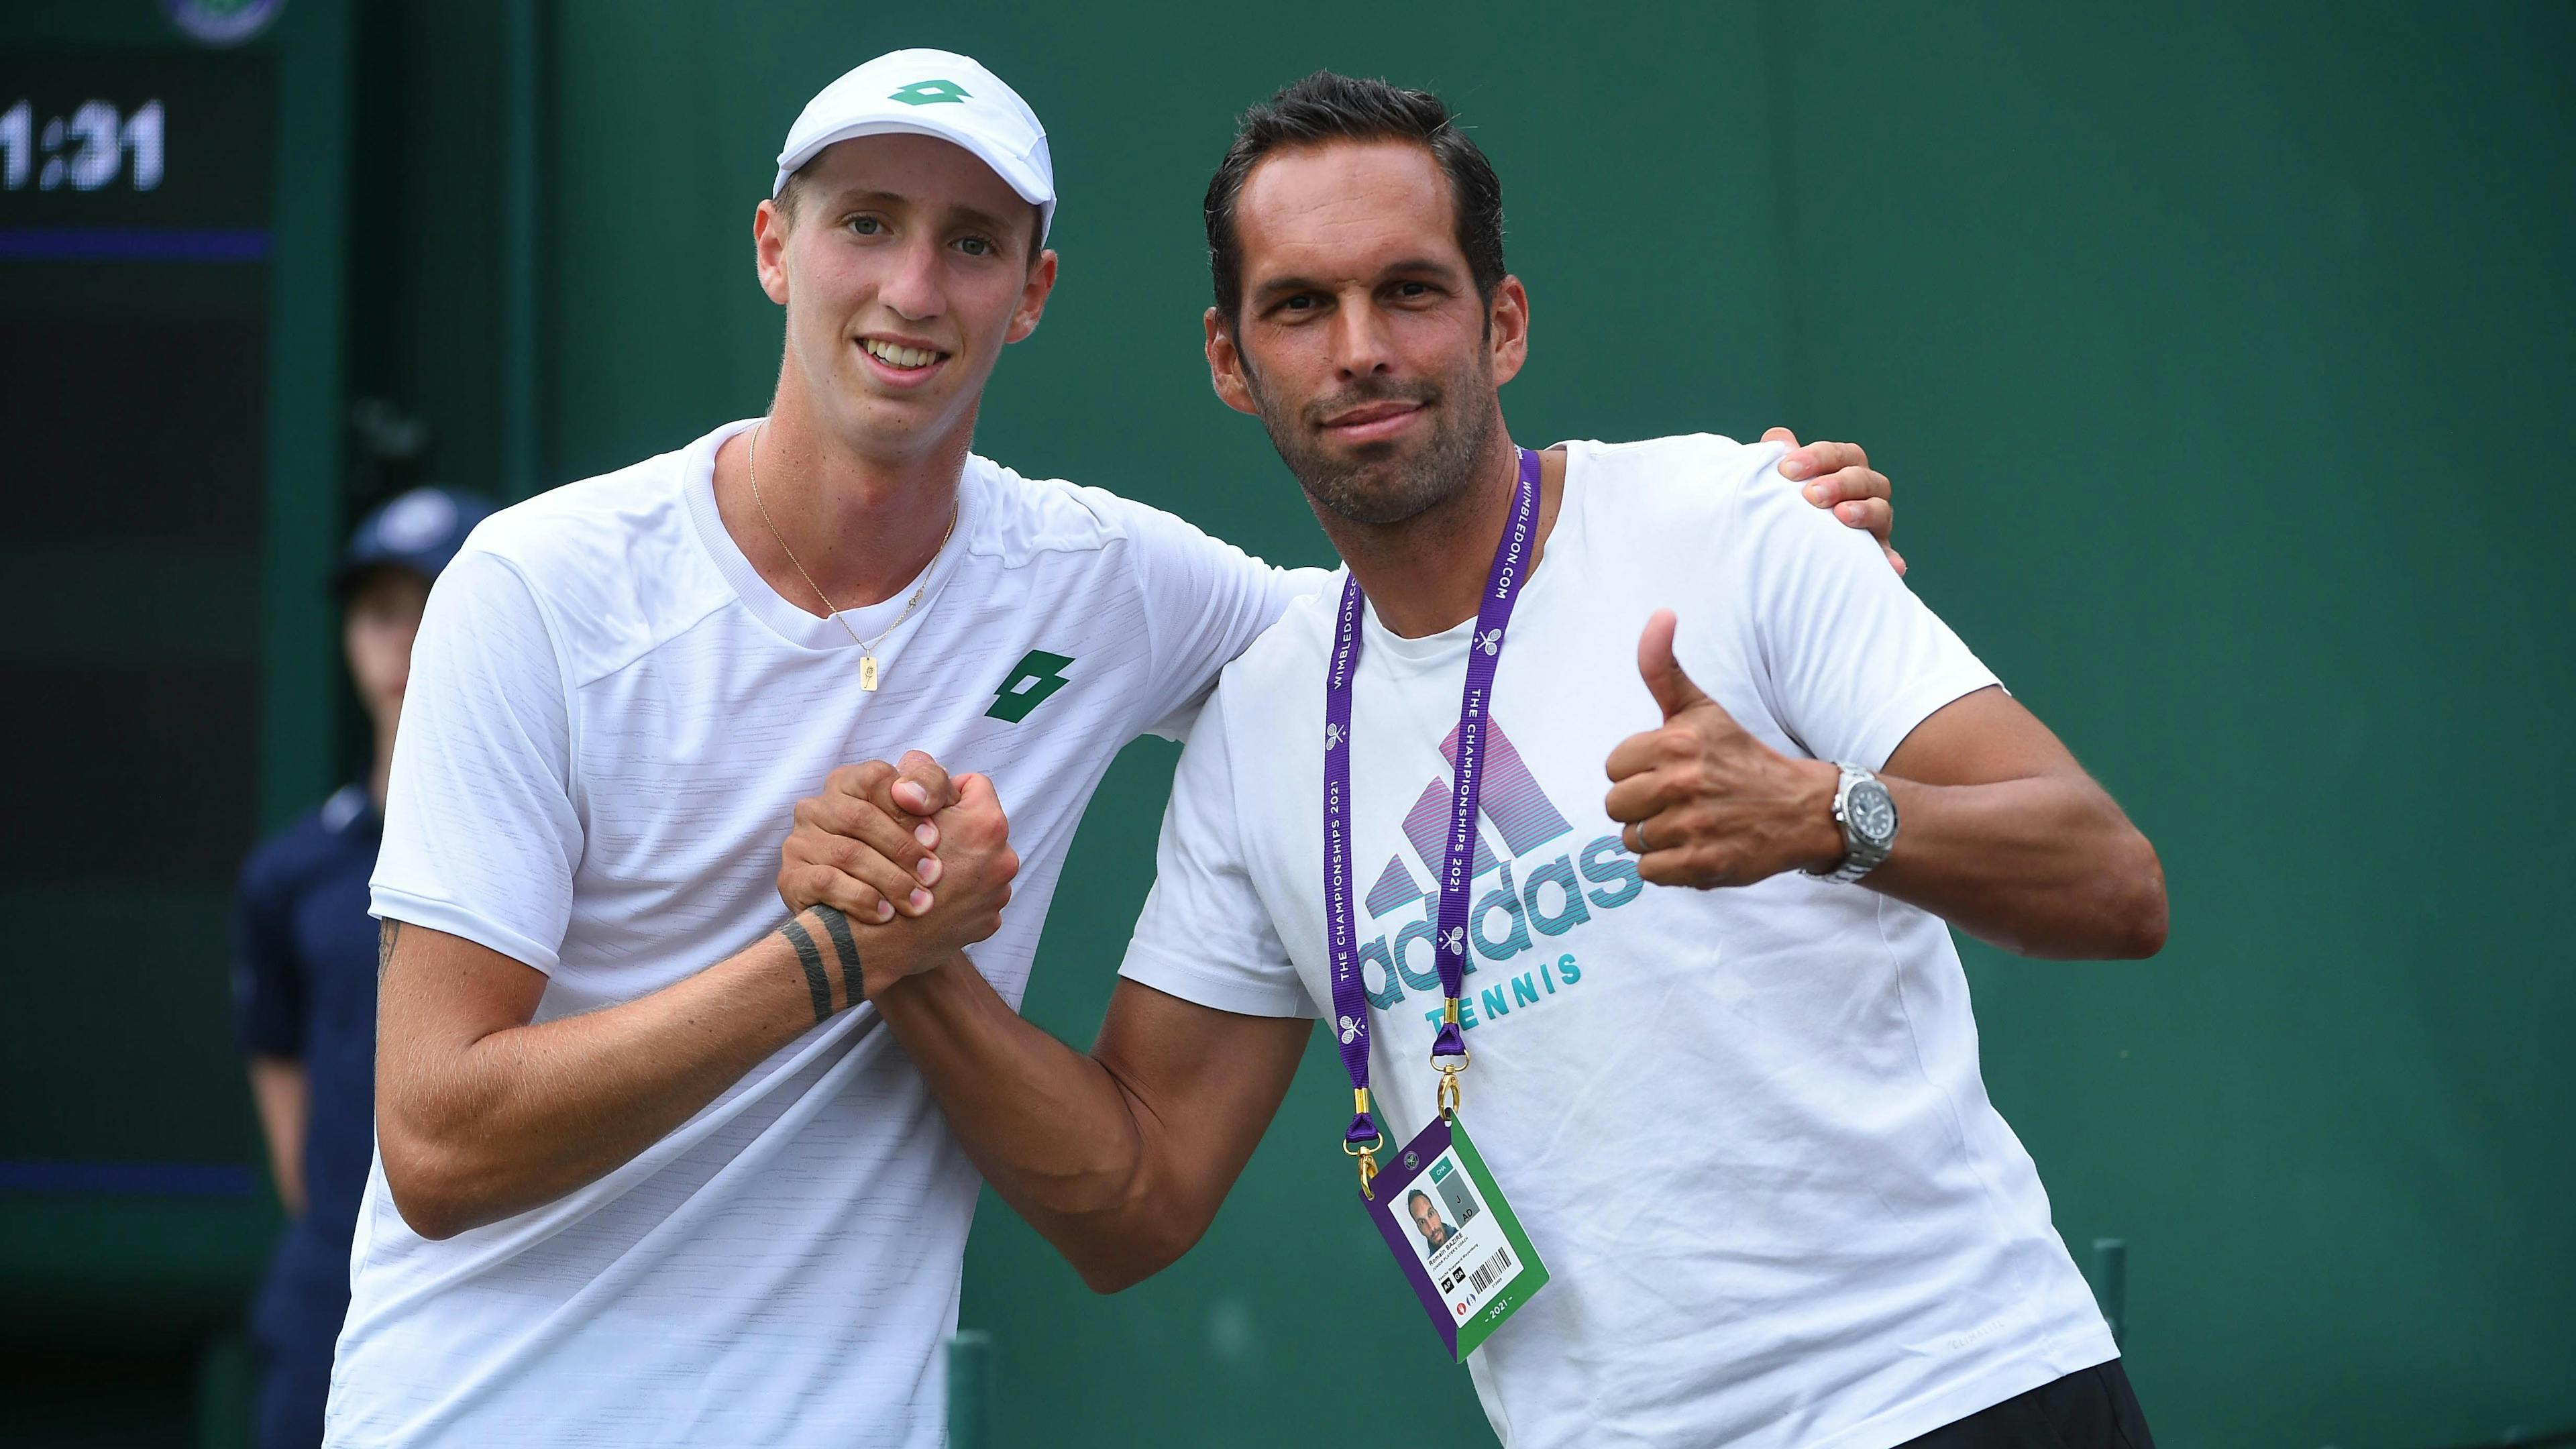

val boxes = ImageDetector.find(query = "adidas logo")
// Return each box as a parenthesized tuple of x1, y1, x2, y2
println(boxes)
(1353, 717, 1641, 1032)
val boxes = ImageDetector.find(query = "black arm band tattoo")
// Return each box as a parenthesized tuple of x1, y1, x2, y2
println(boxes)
(812, 904, 861, 1004)
(778, 916, 835, 1024)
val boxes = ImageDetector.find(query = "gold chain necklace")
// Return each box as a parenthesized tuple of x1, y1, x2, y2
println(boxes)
(746, 420, 955, 692)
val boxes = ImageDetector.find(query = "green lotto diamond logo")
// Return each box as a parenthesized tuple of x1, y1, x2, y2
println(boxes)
(890, 78, 971, 106)
(987, 649, 1073, 722)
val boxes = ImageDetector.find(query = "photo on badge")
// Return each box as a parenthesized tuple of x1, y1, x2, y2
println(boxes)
(1391, 1150, 1481, 1269)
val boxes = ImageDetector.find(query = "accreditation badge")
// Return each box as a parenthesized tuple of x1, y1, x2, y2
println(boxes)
(1363, 1112, 1549, 1361)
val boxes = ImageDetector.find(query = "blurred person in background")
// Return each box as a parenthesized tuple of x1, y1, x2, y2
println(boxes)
(231, 486, 494, 1449)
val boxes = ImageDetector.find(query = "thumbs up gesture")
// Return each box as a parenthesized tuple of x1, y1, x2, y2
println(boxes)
(1603, 610, 1847, 888)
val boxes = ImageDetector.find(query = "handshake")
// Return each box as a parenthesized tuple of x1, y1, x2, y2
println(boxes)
(772, 752, 1023, 1001)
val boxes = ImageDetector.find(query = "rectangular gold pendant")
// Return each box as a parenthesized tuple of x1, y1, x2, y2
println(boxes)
(859, 654, 879, 691)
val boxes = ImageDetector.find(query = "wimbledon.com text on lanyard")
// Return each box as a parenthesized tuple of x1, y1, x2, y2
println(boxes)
(1322, 445, 1550, 1361)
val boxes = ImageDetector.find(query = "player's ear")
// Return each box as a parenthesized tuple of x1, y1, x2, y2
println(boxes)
(1487, 274, 1529, 388)
(1006, 248, 1058, 345)
(1205, 308, 1259, 417)
(754, 199, 792, 307)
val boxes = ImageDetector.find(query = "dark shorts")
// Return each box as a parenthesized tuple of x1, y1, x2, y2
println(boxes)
(1898, 1360, 2155, 1449)
(249, 1245, 350, 1449)
(252, 1330, 333, 1449)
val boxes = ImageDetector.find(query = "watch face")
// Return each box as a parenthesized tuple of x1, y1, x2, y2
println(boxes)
(1847, 780, 1898, 847)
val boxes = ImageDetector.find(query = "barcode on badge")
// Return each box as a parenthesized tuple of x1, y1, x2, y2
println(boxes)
(1467, 1246, 1514, 1296)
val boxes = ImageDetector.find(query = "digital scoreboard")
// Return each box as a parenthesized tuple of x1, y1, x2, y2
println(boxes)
(0, 48, 274, 902)
(1, 44, 286, 1185)
(2, 95, 167, 193)
(2, 8, 364, 1421)
(0, 50, 272, 231)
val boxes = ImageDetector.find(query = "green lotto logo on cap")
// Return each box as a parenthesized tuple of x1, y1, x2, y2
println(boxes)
(890, 79, 971, 106)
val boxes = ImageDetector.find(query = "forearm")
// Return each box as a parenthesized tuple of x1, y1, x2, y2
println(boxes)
(1868, 770, 2167, 959)
(246, 1057, 309, 1216)
(382, 916, 846, 1238)
(871, 959, 1186, 1290)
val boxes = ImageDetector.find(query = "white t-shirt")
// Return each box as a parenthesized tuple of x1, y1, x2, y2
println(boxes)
(333, 418, 1316, 1448)
(1120, 435, 2117, 1449)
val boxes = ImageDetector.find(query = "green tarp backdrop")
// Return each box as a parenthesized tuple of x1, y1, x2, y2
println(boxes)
(3, 3, 2569, 1446)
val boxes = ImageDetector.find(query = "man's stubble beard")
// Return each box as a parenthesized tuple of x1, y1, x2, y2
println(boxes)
(1246, 358, 1498, 529)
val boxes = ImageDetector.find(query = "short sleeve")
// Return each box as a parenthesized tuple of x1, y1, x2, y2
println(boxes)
(231, 848, 305, 1057)
(1732, 462, 2000, 770)
(1101, 494, 1328, 741)
(370, 549, 582, 973)
(1117, 691, 1318, 1019)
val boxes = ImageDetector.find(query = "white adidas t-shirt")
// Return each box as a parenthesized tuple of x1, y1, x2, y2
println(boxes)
(333, 418, 1316, 1448)
(1120, 435, 2117, 1449)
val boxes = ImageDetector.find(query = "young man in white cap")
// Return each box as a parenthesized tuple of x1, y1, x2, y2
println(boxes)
(333, 50, 1902, 1446)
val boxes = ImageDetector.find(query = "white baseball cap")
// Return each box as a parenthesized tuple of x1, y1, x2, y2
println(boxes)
(773, 49, 1056, 244)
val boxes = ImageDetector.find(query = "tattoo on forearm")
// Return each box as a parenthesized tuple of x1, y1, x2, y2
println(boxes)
(378, 920, 401, 981)
(778, 916, 835, 1024)
(811, 904, 860, 1008)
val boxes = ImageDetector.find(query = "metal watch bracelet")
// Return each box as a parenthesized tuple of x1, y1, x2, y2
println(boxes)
(1809, 762, 1897, 885)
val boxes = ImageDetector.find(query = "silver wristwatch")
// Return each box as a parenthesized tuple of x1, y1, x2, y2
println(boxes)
(1808, 762, 1898, 885)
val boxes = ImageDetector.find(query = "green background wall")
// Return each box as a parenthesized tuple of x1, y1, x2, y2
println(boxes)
(6, 2, 2569, 1446)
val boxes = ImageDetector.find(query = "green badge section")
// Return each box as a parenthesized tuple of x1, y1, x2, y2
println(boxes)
(889, 78, 970, 106)
(986, 649, 1073, 722)
(1446, 1115, 1550, 1362)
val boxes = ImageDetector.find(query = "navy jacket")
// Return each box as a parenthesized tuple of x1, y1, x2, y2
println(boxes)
(231, 784, 384, 1345)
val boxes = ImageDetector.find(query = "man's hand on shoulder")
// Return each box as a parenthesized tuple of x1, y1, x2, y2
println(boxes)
(1603, 610, 1845, 888)
(1768, 427, 1903, 576)
(779, 751, 1019, 1000)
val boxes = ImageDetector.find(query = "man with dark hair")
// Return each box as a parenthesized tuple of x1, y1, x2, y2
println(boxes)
(784, 70, 2165, 1449)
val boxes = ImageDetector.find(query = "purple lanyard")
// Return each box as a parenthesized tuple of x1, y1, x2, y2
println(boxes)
(1325, 446, 1542, 1150)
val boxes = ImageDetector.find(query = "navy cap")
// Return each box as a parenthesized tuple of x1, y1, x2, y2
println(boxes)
(334, 486, 498, 596)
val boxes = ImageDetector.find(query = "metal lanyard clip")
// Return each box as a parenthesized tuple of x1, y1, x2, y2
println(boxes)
(1344, 1087, 1386, 1197)
(1432, 997, 1470, 1119)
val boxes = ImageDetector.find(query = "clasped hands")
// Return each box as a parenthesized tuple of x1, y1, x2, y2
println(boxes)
(777, 753, 1020, 998)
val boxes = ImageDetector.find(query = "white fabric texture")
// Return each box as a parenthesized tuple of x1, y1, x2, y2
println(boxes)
(334, 417, 1314, 1448)
(1119, 435, 2116, 1449)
